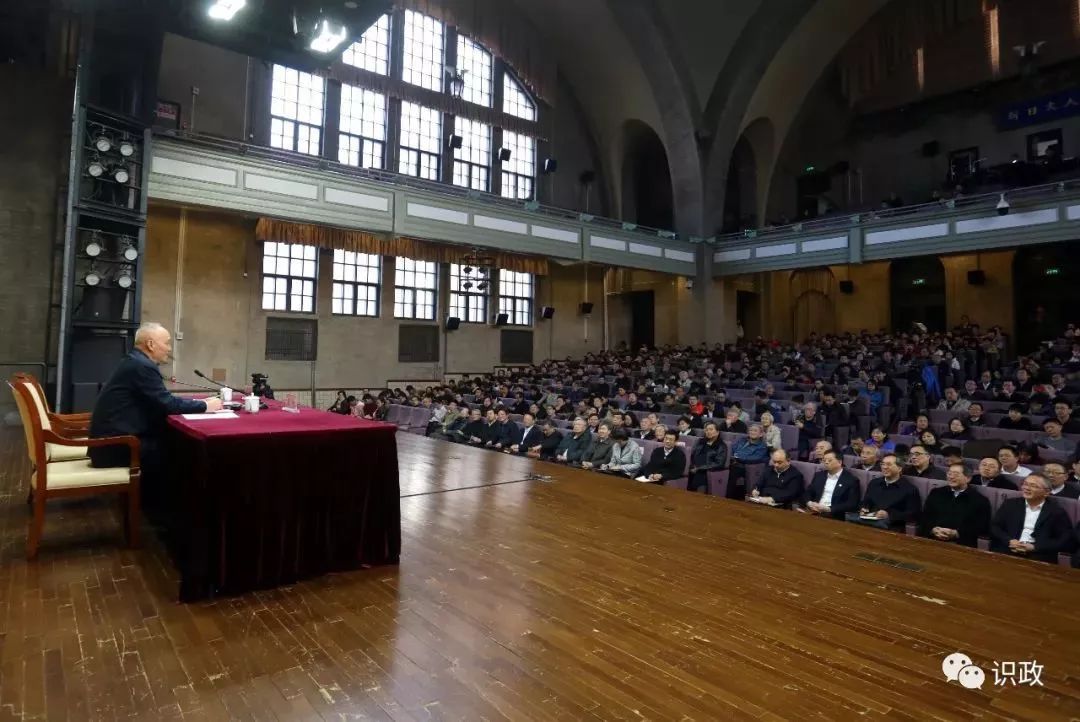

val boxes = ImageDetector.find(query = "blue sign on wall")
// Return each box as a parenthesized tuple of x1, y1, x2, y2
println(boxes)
(999, 89, 1080, 130)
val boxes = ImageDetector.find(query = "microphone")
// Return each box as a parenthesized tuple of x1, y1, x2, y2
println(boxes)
(194, 369, 229, 389)
(165, 375, 220, 393)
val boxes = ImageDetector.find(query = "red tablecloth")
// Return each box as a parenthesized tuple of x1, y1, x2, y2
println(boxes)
(165, 401, 400, 601)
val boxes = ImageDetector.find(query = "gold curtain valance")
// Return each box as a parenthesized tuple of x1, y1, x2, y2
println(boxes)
(255, 218, 549, 275)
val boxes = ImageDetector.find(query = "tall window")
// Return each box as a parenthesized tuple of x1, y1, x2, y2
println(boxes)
(402, 10, 444, 92)
(498, 270, 533, 326)
(449, 264, 489, 323)
(339, 84, 387, 169)
(331, 250, 381, 317)
(394, 257, 438, 319)
(270, 65, 325, 155)
(341, 13, 391, 75)
(452, 118, 491, 191)
(500, 131, 535, 200)
(262, 242, 317, 313)
(502, 73, 537, 121)
(456, 35, 493, 107)
(399, 101, 442, 180)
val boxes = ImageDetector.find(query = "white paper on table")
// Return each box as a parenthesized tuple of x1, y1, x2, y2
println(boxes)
(181, 411, 239, 420)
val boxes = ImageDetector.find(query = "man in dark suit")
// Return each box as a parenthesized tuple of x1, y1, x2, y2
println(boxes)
(638, 430, 687, 485)
(461, 407, 488, 445)
(969, 456, 1017, 489)
(90, 323, 221, 477)
(751, 449, 805, 508)
(902, 445, 947, 479)
(507, 412, 543, 455)
(849, 453, 921, 531)
(803, 450, 861, 520)
(486, 408, 518, 450)
(918, 463, 991, 547)
(1044, 462, 1080, 499)
(991, 474, 1074, 564)
(687, 421, 728, 493)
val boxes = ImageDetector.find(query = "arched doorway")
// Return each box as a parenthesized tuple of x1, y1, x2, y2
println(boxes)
(1013, 241, 1080, 352)
(620, 120, 674, 230)
(890, 256, 945, 332)
(723, 135, 756, 233)
(790, 267, 837, 341)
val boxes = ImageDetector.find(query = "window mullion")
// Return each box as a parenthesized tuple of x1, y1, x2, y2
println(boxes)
(324, 79, 342, 162)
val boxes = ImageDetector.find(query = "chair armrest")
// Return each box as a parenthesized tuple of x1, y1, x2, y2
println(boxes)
(977, 536, 990, 552)
(50, 411, 91, 422)
(42, 429, 140, 470)
(50, 416, 89, 433)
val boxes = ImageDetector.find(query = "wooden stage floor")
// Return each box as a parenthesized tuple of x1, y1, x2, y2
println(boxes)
(1, 427, 1078, 720)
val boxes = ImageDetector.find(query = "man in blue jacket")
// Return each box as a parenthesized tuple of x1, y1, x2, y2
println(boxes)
(90, 323, 221, 477)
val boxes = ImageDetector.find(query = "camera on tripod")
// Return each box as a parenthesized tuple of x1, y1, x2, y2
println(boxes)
(251, 372, 275, 399)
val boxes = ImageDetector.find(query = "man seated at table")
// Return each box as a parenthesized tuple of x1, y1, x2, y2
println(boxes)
(969, 456, 1016, 489)
(90, 323, 223, 495)
(990, 474, 1074, 564)
(527, 420, 564, 460)
(580, 422, 615, 470)
(507, 412, 542, 454)
(486, 408, 518, 450)
(687, 421, 728, 493)
(461, 407, 489, 446)
(601, 428, 643, 477)
(803, 450, 861, 520)
(555, 417, 593, 464)
(1043, 462, 1080, 499)
(847, 454, 920, 531)
(750, 449, 804, 508)
(636, 430, 687, 485)
(431, 403, 469, 441)
(902, 445, 947, 479)
(725, 423, 770, 498)
(918, 463, 991, 548)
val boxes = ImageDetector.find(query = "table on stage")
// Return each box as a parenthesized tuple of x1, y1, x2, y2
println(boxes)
(165, 401, 400, 601)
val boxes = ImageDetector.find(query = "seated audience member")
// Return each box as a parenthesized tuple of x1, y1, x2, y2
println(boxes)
(795, 403, 823, 460)
(555, 418, 593, 464)
(998, 445, 1032, 478)
(676, 416, 695, 437)
(919, 430, 942, 455)
(508, 412, 543, 454)
(602, 428, 643, 477)
(1043, 462, 1080, 499)
(997, 404, 1033, 431)
(462, 408, 489, 446)
(809, 439, 833, 463)
(854, 444, 881, 472)
(758, 411, 782, 450)
(937, 387, 971, 414)
(918, 463, 992, 547)
(940, 445, 964, 467)
(586, 413, 601, 433)
(970, 456, 1016, 489)
(974, 370, 996, 399)
(720, 408, 748, 434)
(990, 474, 1074, 564)
(966, 402, 987, 427)
(625, 392, 646, 412)
(340, 395, 359, 416)
(803, 450, 861, 520)
(687, 421, 729, 493)
(1037, 419, 1076, 455)
(818, 389, 849, 442)
(511, 392, 530, 415)
(637, 430, 687, 485)
(1070, 455, 1080, 486)
(726, 424, 771, 499)
(849, 454, 920, 531)
(635, 415, 657, 440)
(529, 421, 564, 460)
(1052, 400, 1080, 434)
(865, 426, 896, 452)
(942, 417, 972, 441)
(1017, 440, 1042, 468)
(328, 390, 348, 413)
(899, 413, 930, 437)
(839, 435, 865, 458)
(902, 445, 947, 479)
(431, 403, 468, 441)
(608, 411, 626, 430)
(487, 408, 518, 450)
(580, 422, 615, 470)
(750, 449, 804, 508)
(996, 379, 1023, 403)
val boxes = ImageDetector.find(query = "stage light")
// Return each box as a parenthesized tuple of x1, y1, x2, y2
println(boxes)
(112, 165, 130, 184)
(121, 239, 139, 261)
(84, 269, 101, 286)
(463, 266, 473, 274)
(463, 281, 473, 290)
(310, 19, 348, 53)
(87, 157, 105, 177)
(477, 281, 488, 291)
(208, 0, 246, 21)
(116, 271, 134, 289)
(84, 235, 103, 257)
(93, 132, 111, 153)
(118, 139, 135, 157)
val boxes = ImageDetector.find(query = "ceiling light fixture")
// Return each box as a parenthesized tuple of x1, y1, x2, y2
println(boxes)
(84, 268, 101, 287)
(87, 157, 105, 177)
(121, 239, 139, 261)
(116, 270, 134, 289)
(93, 131, 111, 153)
(112, 165, 130, 184)
(310, 18, 348, 53)
(208, 0, 246, 21)
(118, 139, 135, 157)
(84, 234, 103, 257)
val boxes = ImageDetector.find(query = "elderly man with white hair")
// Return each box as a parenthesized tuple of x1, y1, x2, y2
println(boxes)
(89, 323, 222, 484)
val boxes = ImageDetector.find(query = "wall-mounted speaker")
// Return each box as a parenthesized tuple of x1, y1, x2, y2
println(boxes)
(967, 270, 986, 286)
(498, 147, 512, 162)
(839, 280, 855, 294)
(542, 158, 558, 174)
(494, 312, 509, 326)
(445, 316, 461, 331)
(580, 302, 594, 315)
(540, 306, 555, 319)
(447, 134, 463, 149)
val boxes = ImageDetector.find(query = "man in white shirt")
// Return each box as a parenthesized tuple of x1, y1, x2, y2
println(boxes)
(803, 450, 861, 519)
(997, 445, 1032, 478)
(990, 474, 1074, 563)
(508, 412, 542, 454)
(1043, 463, 1080, 499)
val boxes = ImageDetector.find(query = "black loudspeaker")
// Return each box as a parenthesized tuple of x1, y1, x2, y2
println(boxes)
(447, 134, 463, 149)
(445, 316, 461, 330)
(922, 140, 940, 157)
(838, 280, 855, 294)
(498, 147, 512, 162)
(580, 302, 594, 315)
(967, 270, 986, 286)
(540, 306, 555, 319)
(495, 313, 509, 326)
(542, 158, 558, 174)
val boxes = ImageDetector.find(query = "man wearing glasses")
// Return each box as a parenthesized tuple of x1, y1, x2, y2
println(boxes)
(902, 444, 947, 479)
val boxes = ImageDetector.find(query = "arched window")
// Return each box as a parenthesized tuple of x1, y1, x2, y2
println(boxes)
(341, 13, 391, 75)
(502, 73, 536, 121)
(456, 35, 493, 107)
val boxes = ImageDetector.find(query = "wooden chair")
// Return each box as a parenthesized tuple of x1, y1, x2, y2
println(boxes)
(13, 372, 90, 435)
(8, 380, 141, 559)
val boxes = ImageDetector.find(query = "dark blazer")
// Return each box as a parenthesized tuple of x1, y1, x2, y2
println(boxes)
(803, 469, 862, 519)
(902, 464, 947, 480)
(512, 425, 544, 452)
(861, 477, 921, 531)
(918, 486, 992, 547)
(90, 349, 207, 467)
(971, 474, 1019, 490)
(537, 430, 564, 459)
(1050, 483, 1080, 500)
(755, 465, 805, 508)
(990, 497, 1074, 563)
(461, 419, 488, 444)
(641, 446, 687, 483)
(556, 432, 593, 463)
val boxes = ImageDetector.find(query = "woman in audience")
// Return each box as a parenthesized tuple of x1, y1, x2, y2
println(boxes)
(920, 429, 942, 455)
(759, 411, 782, 451)
(1016, 441, 1042, 468)
(900, 413, 930, 437)
(865, 426, 896, 452)
(859, 380, 884, 414)
(329, 390, 348, 414)
(530, 402, 547, 421)
(942, 417, 972, 441)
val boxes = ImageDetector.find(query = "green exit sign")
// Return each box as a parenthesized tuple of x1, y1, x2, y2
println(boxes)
(912, 278, 927, 286)
(1046, 267, 1061, 275)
